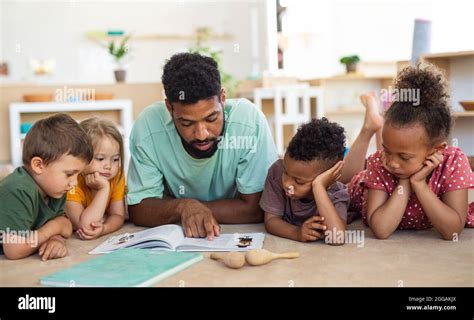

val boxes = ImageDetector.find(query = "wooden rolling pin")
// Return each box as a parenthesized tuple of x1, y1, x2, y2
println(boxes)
(210, 252, 245, 269)
(245, 249, 300, 266)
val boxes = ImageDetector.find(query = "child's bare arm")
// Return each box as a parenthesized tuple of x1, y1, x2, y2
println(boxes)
(264, 212, 300, 241)
(78, 185, 110, 229)
(102, 200, 125, 235)
(409, 151, 467, 239)
(2, 215, 72, 260)
(412, 186, 467, 240)
(366, 179, 410, 239)
(75, 199, 125, 240)
(65, 201, 84, 230)
(312, 161, 346, 245)
(264, 212, 326, 242)
(38, 235, 68, 261)
(312, 184, 346, 245)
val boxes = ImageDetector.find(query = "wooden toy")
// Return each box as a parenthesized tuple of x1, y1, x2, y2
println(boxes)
(210, 252, 245, 269)
(245, 249, 300, 266)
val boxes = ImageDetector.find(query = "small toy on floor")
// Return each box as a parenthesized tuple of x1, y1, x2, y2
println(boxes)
(210, 252, 245, 269)
(245, 249, 300, 266)
(210, 249, 300, 269)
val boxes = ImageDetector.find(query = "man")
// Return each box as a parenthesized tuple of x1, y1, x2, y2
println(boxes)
(127, 52, 278, 239)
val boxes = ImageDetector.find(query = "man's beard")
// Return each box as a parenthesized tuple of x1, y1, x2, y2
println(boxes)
(175, 116, 225, 159)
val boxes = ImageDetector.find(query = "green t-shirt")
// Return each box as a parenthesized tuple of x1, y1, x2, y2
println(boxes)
(127, 98, 278, 204)
(0, 167, 66, 254)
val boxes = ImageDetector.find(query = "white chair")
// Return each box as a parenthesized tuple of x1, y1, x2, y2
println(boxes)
(253, 85, 324, 155)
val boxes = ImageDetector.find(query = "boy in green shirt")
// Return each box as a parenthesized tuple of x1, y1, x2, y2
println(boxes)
(0, 113, 93, 260)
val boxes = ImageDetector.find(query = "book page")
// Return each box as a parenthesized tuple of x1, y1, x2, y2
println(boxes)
(177, 233, 265, 252)
(89, 224, 185, 254)
(134, 225, 185, 247)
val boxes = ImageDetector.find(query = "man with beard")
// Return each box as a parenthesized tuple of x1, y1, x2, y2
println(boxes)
(127, 53, 278, 239)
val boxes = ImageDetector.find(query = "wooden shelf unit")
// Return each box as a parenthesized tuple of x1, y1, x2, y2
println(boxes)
(397, 51, 474, 155)
(9, 100, 133, 170)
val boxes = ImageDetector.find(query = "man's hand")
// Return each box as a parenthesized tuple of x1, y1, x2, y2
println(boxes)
(313, 161, 344, 190)
(38, 235, 67, 261)
(410, 151, 443, 187)
(296, 216, 326, 242)
(76, 221, 104, 240)
(180, 200, 220, 240)
(85, 172, 109, 191)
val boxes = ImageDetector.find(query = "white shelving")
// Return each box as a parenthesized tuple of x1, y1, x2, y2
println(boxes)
(415, 51, 474, 155)
(253, 85, 324, 155)
(9, 99, 133, 171)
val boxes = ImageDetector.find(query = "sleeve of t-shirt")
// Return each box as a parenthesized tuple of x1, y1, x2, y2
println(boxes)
(0, 189, 35, 233)
(327, 182, 350, 222)
(66, 183, 87, 207)
(259, 162, 286, 216)
(360, 151, 388, 192)
(127, 138, 165, 205)
(110, 174, 126, 202)
(235, 107, 279, 195)
(443, 149, 474, 193)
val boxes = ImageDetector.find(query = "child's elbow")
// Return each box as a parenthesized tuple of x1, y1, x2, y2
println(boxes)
(440, 234, 453, 241)
(263, 221, 276, 236)
(3, 244, 31, 260)
(440, 228, 463, 241)
(63, 219, 73, 238)
(439, 218, 465, 240)
(78, 215, 95, 231)
(368, 219, 392, 240)
(372, 229, 391, 240)
(246, 206, 264, 223)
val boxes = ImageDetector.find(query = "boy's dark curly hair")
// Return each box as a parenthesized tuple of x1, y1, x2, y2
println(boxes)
(162, 52, 221, 104)
(385, 63, 452, 145)
(287, 118, 346, 164)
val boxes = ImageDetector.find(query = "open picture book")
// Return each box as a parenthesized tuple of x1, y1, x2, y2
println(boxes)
(89, 224, 265, 254)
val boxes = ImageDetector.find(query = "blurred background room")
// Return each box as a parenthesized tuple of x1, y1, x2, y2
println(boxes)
(0, 0, 473, 177)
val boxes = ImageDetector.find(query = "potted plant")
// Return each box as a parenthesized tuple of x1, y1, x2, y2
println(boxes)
(108, 35, 130, 82)
(340, 55, 360, 73)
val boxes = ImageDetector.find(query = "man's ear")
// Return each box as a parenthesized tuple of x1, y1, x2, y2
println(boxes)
(30, 157, 45, 175)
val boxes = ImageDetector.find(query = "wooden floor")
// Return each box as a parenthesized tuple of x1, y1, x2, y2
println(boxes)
(1, 220, 472, 287)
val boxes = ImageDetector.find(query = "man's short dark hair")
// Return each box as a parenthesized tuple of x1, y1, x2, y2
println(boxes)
(162, 52, 221, 104)
(287, 118, 346, 164)
(22, 113, 93, 166)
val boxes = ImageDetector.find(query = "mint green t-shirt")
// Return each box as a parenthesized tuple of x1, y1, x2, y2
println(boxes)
(0, 167, 66, 255)
(127, 98, 278, 204)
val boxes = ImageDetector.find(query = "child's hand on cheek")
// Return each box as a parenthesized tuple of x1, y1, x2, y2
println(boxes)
(380, 151, 393, 174)
(313, 161, 344, 190)
(76, 222, 104, 240)
(85, 172, 109, 191)
(409, 151, 443, 187)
